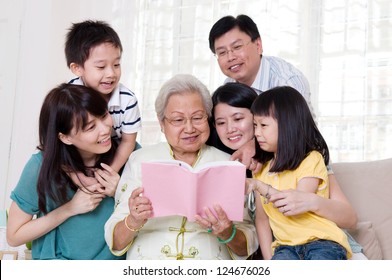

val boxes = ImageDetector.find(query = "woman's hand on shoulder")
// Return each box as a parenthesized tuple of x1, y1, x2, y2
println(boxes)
(269, 189, 317, 216)
(94, 163, 120, 197)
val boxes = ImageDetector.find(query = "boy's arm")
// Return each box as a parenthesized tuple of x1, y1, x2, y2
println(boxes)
(111, 132, 137, 173)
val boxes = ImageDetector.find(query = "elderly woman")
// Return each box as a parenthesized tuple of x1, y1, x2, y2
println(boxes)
(104, 74, 258, 259)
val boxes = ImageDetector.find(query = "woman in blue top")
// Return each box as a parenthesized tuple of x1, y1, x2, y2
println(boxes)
(6, 83, 124, 260)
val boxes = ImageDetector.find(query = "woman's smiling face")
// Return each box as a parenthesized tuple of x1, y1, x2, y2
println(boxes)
(214, 103, 254, 150)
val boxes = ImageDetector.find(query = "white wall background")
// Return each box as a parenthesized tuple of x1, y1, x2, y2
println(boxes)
(0, 0, 131, 209)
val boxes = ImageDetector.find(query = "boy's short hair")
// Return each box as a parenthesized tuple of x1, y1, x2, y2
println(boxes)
(65, 20, 123, 68)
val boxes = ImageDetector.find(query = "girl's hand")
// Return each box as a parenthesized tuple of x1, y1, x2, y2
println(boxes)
(68, 184, 106, 215)
(250, 159, 263, 174)
(126, 187, 152, 230)
(195, 204, 233, 240)
(245, 178, 259, 195)
(94, 163, 120, 197)
(246, 178, 279, 204)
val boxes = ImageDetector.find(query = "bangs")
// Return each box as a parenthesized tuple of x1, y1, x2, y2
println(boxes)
(71, 109, 89, 133)
(64, 87, 108, 133)
(251, 96, 276, 118)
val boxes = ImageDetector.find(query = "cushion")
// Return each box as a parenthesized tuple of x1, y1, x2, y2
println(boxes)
(332, 158, 392, 260)
(347, 221, 383, 260)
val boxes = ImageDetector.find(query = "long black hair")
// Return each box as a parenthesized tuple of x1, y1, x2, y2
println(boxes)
(208, 82, 258, 155)
(251, 86, 329, 172)
(37, 83, 116, 213)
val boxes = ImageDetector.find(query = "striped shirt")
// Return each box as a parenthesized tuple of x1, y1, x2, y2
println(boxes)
(69, 78, 141, 139)
(225, 55, 315, 118)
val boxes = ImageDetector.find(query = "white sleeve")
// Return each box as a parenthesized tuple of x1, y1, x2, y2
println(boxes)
(104, 153, 141, 255)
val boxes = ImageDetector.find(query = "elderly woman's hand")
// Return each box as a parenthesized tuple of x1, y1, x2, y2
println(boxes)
(126, 187, 152, 230)
(194, 204, 234, 240)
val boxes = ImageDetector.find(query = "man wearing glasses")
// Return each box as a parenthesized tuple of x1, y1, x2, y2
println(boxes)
(208, 14, 312, 110)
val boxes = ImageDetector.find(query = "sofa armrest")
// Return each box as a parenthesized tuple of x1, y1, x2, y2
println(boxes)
(332, 158, 392, 260)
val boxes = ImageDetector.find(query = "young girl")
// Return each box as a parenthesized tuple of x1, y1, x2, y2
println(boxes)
(6, 84, 124, 260)
(247, 86, 352, 260)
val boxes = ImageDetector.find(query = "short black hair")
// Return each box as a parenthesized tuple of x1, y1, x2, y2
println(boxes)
(64, 20, 122, 67)
(209, 14, 260, 53)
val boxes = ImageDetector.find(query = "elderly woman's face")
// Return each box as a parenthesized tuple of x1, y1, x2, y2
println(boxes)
(160, 91, 210, 155)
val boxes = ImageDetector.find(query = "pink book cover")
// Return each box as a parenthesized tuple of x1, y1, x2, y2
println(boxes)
(141, 160, 246, 222)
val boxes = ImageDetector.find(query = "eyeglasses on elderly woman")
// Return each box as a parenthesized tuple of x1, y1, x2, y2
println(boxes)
(164, 114, 208, 127)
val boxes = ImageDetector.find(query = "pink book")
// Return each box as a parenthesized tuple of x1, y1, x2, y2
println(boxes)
(141, 160, 246, 222)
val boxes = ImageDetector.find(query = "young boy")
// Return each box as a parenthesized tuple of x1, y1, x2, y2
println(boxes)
(65, 20, 141, 173)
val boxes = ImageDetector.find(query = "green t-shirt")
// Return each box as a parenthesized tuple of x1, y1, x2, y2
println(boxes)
(11, 152, 124, 260)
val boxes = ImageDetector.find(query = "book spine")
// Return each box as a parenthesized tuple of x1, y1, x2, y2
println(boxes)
(189, 174, 197, 221)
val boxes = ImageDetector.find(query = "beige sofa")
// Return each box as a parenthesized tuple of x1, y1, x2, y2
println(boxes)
(332, 158, 392, 260)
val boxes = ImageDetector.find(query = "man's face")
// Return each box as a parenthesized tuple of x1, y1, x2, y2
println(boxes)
(214, 27, 262, 87)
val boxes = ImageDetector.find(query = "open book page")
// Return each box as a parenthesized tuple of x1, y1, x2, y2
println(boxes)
(196, 165, 245, 221)
(142, 163, 197, 219)
(141, 160, 246, 222)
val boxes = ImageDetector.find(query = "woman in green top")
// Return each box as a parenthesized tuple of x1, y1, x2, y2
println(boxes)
(6, 83, 124, 259)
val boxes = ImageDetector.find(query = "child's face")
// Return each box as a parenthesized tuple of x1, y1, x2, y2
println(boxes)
(253, 115, 278, 153)
(78, 42, 122, 96)
(214, 103, 254, 150)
